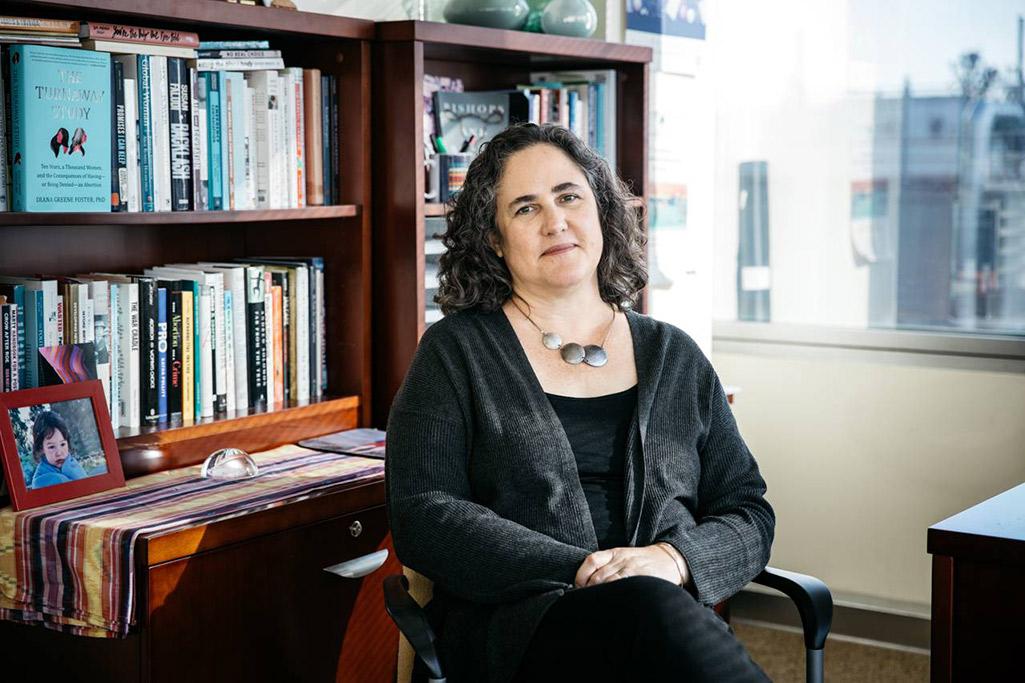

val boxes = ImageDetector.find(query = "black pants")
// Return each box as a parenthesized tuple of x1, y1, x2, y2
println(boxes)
(513, 576, 769, 683)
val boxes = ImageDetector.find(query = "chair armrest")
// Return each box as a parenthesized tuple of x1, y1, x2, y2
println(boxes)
(383, 574, 446, 681)
(751, 566, 833, 650)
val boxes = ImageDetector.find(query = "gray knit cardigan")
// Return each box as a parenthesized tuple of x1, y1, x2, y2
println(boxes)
(385, 307, 774, 683)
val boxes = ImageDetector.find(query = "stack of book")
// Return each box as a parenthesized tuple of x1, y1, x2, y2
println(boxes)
(0, 16, 341, 212)
(0, 15, 81, 48)
(0, 257, 327, 432)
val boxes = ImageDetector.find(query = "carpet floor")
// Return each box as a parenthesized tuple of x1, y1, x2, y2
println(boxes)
(734, 621, 929, 683)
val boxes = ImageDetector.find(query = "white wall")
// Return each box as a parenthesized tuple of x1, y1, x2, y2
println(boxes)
(712, 349, 1025, 612)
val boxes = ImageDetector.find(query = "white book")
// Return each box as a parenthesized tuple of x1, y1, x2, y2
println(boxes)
(86, 280, 112, 410)
(108, 284, 120, 430)
(78, 285, 93, 344)
(244, 85, 258, 210)
(195, 74, 209, 210)
(286, 67, 307, 208)
(196, 263, 249, 411)
(279, 68, 299, 208)
(83, 40, 197, 59)
(123, 77, 141, 212)
(315, 267, 325, 398)
(113, 281, 140, 429)
(189, 67, 203, 211)
(246, 71, 276, 209)
(271, 74, 288, 209)
(149, 56, 173, 212)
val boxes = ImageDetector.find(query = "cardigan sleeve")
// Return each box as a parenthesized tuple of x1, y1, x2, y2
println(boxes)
(657, 372, 775, 606)
(386, 328, 591, 605)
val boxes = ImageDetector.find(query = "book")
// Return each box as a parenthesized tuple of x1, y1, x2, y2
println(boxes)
(280, 67, 305, 208)
(320, 73, 331, 206)
(223, 71, 246, 209)
(79, 23, 200, 48)
(148, 55, 172, 212)
(203, 71, 223, 210)
(194, 57, 285, 72)
(111, 59, 127, 211)
(156, 286, 168, 422)
(114, 55, 141, 212)
(0, 50, 9, 211)
(137, 277, 157, 424)
(108, 283, 120, 429)
(244, 265, 267, 410)
(329, 75, 339, 206)
(199, 40, 270, 50)
(0, 283, 25, 388)
(1, 302, 17, 391)
(8, 45, 112, 212)
(167, 56, 192, 211)
(246, 70, 278, 209)
(270, 281, 283, 405)
(135, 54, 155, 211)
(432, 89, 529, 158)
(197, 50, 282, 59)
(191, 67, 206, 211)
(0, 16, 80, 35)
(167, 287, 183, 421)
(180, 287, 194, 423)
(302, 68, 323, 206)
(298, 428, 386, 459)
(82, 41, 197, 59)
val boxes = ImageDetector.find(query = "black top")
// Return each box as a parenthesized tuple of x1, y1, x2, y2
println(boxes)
(546, 386, 638, 550)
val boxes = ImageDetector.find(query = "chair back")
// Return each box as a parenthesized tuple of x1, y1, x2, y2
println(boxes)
(397, 567, 435, 683)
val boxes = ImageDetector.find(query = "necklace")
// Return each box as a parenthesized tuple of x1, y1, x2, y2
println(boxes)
(510, 294, 616, 367)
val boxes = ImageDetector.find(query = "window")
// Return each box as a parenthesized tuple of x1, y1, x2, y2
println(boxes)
(706, 1, 1025, 339)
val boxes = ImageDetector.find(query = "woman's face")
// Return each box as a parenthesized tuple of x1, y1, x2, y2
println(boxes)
(493, 144, 603, 296)
(41, 429, 70, 468)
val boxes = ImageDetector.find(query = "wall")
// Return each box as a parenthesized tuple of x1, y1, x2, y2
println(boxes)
(711, 349, 1025, 613)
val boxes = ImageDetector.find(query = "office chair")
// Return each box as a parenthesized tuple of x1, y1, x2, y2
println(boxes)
(384, 565, 833, 683)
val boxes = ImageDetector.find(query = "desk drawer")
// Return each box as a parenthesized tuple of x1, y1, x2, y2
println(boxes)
(146, 505, 399, 682)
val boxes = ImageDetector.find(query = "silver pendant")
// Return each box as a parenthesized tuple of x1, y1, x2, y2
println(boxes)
(560, 342, 586, 365)
(542, 331, 563, 350)
(583, 345, 608, 367)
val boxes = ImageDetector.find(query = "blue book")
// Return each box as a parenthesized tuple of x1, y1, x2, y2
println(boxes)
(137, 55, 155, 212)
(8, 45, 111, 212)
(204, 72, 224, 210)
(222, 71, 244, 210)
(156, 286, 168, 423)
(0, 284, 25, 388)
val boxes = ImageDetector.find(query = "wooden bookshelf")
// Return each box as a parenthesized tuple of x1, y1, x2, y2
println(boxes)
(0, 205, 360, 226)
(371, 20, 651, 426)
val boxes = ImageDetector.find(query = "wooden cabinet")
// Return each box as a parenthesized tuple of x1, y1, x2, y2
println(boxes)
(370, 20, 651, 425)
(3, 477, 401, 682)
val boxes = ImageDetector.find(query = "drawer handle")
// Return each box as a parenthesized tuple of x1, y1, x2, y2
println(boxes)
(324, 549, 389, 579)
(349, 520, 363, 537)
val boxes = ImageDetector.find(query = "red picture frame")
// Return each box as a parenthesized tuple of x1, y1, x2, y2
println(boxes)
(0, 380, 125, 511)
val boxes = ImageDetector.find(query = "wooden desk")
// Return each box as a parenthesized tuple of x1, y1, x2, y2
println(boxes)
(928, 483, 1025, 682)
(2, 476, 401, 682)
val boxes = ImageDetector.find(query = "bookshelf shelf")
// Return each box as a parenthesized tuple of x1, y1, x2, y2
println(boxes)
(0, 205, 361, 226)
(117, 395, 361, 477)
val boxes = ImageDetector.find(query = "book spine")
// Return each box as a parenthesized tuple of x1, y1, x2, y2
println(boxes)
(222, 289, 236, 413)
(271, 283, 283, 405)
(196, 58, 285, 71)
(82, 23, 200, 47)
(211, 278, 227, 414)
(189, 68, 203, 211)
(9, 46, 24, 211)
(303, 68, 323, 206)
(112, 60, 128, 212)
(197, 287, 213, 418)
(222, 73, 236, 210)
(292, 69, 306, 208)
(317, 266, 326, 396)
(246, 267, 267, 409)
(168, 57, 192, 211)
(199, 41, 270, 50)
(277, 272, 291, 403)
(138, 279, 158, 425)
(108, 284, 120, 430)
(329, 75, 339, 206)
(126, 284, 141, 428)
(262, 272, 274, 407)
(244, 85, 256, 210)
(321, 74, 331, 206)
(190, 283, 201, 421)
(271, 73, 287, 209)
(197, 50, 282, 59)
(168, 289, 183, 421)
(296, 269, 310, 402)
(89, 281, 111, 411)
(1, 304, 12, 391)
(181, 289, 194, 423)
(248, 72, 272, 209)
(21, 289, 40, 388)
(156, 287, 168, 422)
(150, 56, 172, 212)
(204, 72, 223, 210)
(1, 17, 80, 33)
(280, 70, 297, 208)
(122, 76, 140, 212)
(56, 294, 63, 345)
(0, 48, 8, 212)
(137, 55, 155, 212)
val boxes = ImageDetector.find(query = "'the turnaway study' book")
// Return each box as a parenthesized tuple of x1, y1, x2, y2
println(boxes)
(9, 45, 112, 212)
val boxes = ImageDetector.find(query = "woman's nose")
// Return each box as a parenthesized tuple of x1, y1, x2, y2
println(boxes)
(543, 206, 568, 235)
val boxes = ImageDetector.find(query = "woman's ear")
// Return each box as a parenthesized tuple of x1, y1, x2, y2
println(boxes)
(488, 231, 503, 258)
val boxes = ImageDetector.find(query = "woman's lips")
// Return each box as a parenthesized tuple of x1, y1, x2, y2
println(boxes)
(542, 244, 576, 256)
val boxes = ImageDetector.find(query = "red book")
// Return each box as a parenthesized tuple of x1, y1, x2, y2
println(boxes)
(79, 22, 200, 48)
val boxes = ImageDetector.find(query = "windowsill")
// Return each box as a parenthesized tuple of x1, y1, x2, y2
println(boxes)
(712, 321, 1025, 373)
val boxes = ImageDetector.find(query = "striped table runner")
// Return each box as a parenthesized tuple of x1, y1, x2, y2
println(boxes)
(0, 445, 384, 638)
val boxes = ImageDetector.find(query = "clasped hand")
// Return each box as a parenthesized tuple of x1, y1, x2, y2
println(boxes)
(574, 545, 682, 588)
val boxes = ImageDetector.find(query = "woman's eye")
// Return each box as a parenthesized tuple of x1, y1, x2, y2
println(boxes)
(560, 194, 580, 203)
(515, 205, 534, 215)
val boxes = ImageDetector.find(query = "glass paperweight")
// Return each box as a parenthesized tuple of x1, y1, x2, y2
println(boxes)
(200, 448, 260, 480)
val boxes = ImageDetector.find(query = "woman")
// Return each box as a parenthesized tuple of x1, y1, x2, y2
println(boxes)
(30, 410, 87, 489)
(386, 124, 773, 682)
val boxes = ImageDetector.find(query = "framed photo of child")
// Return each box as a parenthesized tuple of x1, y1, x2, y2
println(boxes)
(0, 380, 125, 511)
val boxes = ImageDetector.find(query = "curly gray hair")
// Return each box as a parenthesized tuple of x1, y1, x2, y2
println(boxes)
(436, 123, 647, 314)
